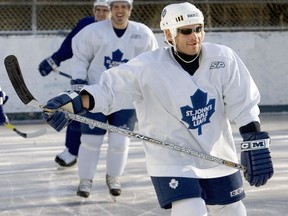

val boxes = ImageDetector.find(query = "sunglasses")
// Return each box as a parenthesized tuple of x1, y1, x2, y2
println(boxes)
(177, 26, 203, 35)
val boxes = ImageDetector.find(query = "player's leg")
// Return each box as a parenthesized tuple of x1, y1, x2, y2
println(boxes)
(206, 201, 246, 216)
(77, 112, 107, 198)
(105, 132, 129, 197)
(55, 121, 81, 168)
(106, 109, 136, 197)
(201, 171, 247, 216)
(65, 120, 81, 156)
(77, 134, 104, 198)
(150, 176, 207, 216)
(172, 198, 207, 216)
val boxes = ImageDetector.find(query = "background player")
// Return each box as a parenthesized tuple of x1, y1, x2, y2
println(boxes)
(68, 0, 158, 199)
(38, 0, 110, 168)
(0, 86, 8, 125)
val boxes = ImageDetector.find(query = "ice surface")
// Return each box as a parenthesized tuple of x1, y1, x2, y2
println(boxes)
(0, 113, 287, 216)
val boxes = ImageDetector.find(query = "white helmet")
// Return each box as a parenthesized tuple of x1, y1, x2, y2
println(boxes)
(108, 0, 133, 6)
(160, 2, 204, 39)
(94, 0, 109, 7)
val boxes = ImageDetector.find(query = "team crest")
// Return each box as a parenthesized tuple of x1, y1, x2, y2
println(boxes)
(180, 89, 215, 135)
(89, 123, 95, 129)
(104, 49, 129, 69)
(169, 179, 179, 189)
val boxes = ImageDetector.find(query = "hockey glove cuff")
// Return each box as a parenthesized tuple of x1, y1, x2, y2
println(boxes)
(70, 79, 88, 93)
(42, 91, 86, 132)
(38, 56, 60, 76)
(44, 90, 86, 114)
(240, 131, 274, 187)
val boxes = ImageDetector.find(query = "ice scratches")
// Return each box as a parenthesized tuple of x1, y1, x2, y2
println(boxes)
(1, 115, 288, 215)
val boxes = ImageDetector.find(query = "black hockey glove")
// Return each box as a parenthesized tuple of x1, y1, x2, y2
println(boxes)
(38, 56, 60, 76)
(42, 91, 86, 132)
(70, 79, 88, 93)
(241, 132, 274, 187)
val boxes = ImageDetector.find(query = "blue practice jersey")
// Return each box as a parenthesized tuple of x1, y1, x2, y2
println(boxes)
(51, 16, 96, 63)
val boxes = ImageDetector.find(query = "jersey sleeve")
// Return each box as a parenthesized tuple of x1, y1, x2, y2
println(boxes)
(70, 24, 98, 81)
(142, 26, 159, 52)
(146, 29, 159, 51)
(81, 60, 142, 114)
(223, 50, 260, 127)
(51, 16, 95, 63)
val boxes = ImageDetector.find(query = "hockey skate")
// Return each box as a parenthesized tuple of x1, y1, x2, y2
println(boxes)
(77, 179, 93, 198)
(106, 174, 121, 202)
(55, 148, 77, 168)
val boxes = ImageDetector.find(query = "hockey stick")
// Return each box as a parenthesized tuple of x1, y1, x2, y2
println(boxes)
(4, 55, 246, 171)
(4, 121, 47, 138)
(52, 69, 72, 79)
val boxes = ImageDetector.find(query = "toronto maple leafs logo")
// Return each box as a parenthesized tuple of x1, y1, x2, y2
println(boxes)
(180, 89, 215, 135)
(89, 123, 95, 129)
(169, 179, 179, 189)
(104, 49, 129, 69)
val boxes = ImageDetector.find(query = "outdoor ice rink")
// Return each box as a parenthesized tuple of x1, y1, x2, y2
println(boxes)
(0, 113, 287, 216)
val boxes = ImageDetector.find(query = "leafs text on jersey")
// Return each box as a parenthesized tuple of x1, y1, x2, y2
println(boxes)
(180, 89, 215, 135)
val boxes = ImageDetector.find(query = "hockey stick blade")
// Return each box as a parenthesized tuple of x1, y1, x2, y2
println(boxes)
(4, 55, 41, 109)
(4, 55, 246, 171)
(4, 122, 47, 138)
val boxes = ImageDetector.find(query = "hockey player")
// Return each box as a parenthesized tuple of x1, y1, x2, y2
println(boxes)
(42, 2, 273, 215)
(0, 86, 8, 125)
(38, 0, 110, 168)
(55, 0, 158, 199)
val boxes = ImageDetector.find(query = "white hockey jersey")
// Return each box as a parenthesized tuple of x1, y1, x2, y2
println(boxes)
(71, 19, 158, 85)
(82, 42, 261, 178)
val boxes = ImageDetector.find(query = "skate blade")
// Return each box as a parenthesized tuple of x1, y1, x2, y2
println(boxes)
(55, 163, 76, 170)
(79, 197, 89, 203)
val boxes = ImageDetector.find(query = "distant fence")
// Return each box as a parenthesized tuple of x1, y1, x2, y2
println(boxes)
(0, 0, 288, 35)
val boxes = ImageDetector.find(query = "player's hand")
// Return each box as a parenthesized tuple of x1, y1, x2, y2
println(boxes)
(42, 91, 86, 131)
(240, 132, 274, 187)
(71, 79, 88, 93)
(43, 110, 69, 132)
(38, 56, 60, 76)
(0, 88, 8, 105)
